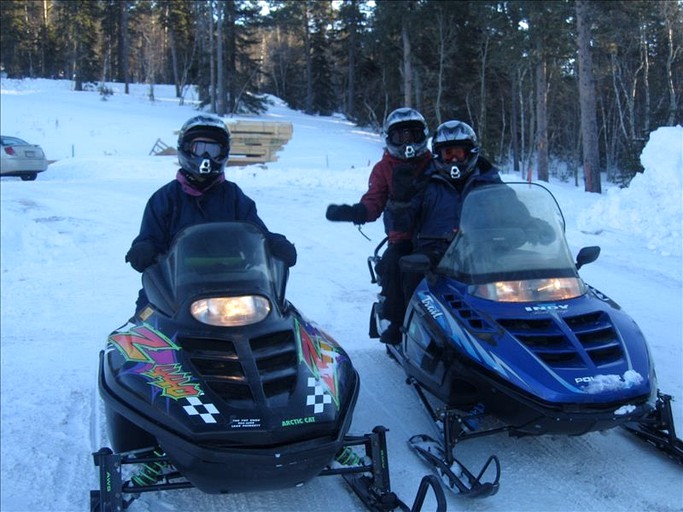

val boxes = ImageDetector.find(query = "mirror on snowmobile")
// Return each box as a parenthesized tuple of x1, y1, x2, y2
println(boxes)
(575, 245, 601, 270)
(400, 253, 432, 273)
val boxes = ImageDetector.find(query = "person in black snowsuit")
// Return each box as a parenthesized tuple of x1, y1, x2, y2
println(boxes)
(125, 115, 296, 313)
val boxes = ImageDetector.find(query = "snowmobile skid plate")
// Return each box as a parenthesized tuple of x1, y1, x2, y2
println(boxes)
(408, 434, 500, 498)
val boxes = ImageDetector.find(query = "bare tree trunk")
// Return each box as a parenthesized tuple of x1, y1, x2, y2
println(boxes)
(662, 2, 680, 125)
(208, 3, 216, 113)
(479, 32, 489, 149)
(575, 0, 601, 193)
(304, 5, 313, 114)
(167, 10, 180, 99)
(434, 7, 455, 125)
(519, 68, 527, 173)
(511, 70, 520, 173)
(641, 24, 651, 134)
(41, 0, 49, 76)
(119, 0, 129, 94)
(216, 3, 226, 116)
(435, 12, 446, 124)
(347, 27, 356, 117)
(346, 0, 357, 119)
(402, 21, 413, 107)
(226, 0, 236, 114)
(535, 50, 549, 182)
(498, 94, 506, 163)
(609, 50, 629, 141)
(525, 86, 536, 180)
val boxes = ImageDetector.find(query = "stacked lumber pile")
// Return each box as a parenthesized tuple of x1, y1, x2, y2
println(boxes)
(226, 120, 293, 165)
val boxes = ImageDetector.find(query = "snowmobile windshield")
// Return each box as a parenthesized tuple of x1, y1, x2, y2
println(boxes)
(156, 222, 283, 323)
(437, 182, 587, 302)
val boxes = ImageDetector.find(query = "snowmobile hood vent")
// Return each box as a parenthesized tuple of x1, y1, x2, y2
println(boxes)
(443, 293, 496, 333)
(181, 331, 298, 405)
(497, 311, 623, 369)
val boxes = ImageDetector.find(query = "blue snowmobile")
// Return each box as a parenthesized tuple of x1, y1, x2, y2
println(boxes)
(368, 182, 682, 497)
(91, 222, 445, 511)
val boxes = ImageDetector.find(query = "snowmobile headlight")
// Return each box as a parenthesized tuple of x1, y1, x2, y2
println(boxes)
(190, 296, 271, 326)
(471, 277, 586, 302)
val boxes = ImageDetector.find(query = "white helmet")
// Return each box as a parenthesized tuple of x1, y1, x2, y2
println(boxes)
(431, 120, 480, 181)
(383, 108, 429, 160)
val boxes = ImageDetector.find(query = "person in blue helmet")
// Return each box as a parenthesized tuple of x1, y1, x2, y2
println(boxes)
(125, 115, 296, 313)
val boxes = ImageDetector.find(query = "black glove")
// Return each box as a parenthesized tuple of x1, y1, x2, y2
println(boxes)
(526, 218, 556, 245)
(392, 163, 418, 202)
(268, 235, 297, 267)
(125, 240, 158, 272)
(325, 203, 367, 224)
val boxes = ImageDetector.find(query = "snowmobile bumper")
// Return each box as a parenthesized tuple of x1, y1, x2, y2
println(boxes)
(98, 350, 360, 494)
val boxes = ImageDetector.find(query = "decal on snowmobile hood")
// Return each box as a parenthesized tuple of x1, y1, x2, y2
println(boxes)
(421, 294, 444, 320)
(109, 323, 203, 399)
(295, 317, 342, 412)
(524, 304, 569, 312)
(108, 323, 224, 424)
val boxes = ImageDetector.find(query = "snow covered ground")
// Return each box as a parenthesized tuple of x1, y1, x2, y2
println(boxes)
(1, 79, 681, 512)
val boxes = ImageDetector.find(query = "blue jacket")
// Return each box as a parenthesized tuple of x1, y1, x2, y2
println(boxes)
(130, 177, 296, 266)
(391, 156, 503, 255)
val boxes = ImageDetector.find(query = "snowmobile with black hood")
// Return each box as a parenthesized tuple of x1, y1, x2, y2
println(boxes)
(368, 182, 682, 497)
(91, 222, 446, 511)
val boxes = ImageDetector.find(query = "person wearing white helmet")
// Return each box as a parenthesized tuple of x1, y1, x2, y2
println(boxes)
(392, 120, 503, 258)
(393, 120, 554, 301)
(325, 107, 433, 344)
(125, 115, 296, 313)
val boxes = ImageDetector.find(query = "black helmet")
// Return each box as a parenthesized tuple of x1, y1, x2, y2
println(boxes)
(431, 120, 480, 181)
(383, 108, 429, 160)
(177, 115, 231, 179)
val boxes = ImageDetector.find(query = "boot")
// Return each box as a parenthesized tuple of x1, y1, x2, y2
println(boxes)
(379, 323, 401, 345)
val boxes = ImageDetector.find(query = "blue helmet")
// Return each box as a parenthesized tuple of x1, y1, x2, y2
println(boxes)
(177, 115, 231, 178)
(383, 108, 429, 160)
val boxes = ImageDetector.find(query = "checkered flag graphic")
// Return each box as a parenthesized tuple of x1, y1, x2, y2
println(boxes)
(306, 377, 332, 414)
(182, 396, 220, 424)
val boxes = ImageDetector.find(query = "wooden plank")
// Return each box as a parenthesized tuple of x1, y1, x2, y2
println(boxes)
(227, 121, 293, 138)
(162, 121, 293, 164)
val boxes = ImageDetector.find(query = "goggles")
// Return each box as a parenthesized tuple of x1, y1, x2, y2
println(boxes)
(190, 140, 226, 159)
(440, 146, 471, 163)
(389, 126, 426, 146)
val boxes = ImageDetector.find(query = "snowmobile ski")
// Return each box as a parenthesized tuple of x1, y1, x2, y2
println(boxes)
(337, 426, 447, 511)
(623, 392, 683, 465)
(408, 434, 500, 498)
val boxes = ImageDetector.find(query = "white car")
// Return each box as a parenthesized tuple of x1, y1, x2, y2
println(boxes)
(1, 135, 48, 181)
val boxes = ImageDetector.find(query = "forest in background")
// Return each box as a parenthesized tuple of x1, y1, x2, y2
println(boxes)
(1, 0, 681, 191)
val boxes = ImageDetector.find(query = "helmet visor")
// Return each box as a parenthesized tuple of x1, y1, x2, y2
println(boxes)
(191, 140, 226, 159)
(389, 126, 426, 146)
